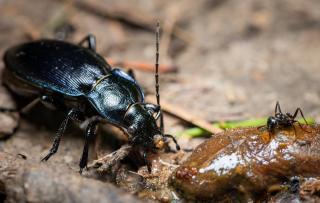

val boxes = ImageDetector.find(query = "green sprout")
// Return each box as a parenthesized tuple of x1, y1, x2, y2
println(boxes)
(177, 117, 315, 138)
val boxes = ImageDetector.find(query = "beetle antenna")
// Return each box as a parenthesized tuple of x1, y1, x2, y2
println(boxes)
(155, 21, 164, 134)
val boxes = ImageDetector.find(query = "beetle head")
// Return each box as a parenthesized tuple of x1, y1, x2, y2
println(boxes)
(124, 103, 180, 151)
(124, 103, 160, 149)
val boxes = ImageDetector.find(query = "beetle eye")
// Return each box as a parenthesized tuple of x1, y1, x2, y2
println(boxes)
(128, 125, 137, 134)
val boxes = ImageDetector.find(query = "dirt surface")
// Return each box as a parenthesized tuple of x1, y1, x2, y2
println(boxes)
(1, 0, 320, 202)
(0, 152, 145, 203)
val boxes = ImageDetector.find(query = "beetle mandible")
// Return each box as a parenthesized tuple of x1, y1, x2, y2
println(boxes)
(0, 23, 180, 173)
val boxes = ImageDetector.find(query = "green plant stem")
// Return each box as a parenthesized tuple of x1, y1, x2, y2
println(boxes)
(177, 117, 315, 138)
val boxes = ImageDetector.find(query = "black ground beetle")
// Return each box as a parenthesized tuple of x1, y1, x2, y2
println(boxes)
(262, 101, 309, 137)
(0, 23, 180, 173)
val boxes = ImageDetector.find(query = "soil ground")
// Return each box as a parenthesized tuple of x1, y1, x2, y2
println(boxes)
(1, 0, 320, 202)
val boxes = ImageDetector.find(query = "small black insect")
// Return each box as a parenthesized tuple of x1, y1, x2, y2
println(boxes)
(264, 101, 309, 136)
(0, 23, 179, 173)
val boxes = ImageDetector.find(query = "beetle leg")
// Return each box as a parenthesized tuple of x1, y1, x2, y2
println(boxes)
(0, 97, 41, 113)
(41, 109, 84, 162)
(164, 134, 180, 150)
(19, 97, 41, 113)
(79, 119, 99, 173)
(127, 69, 135, 79)
(143, 151, 152, 173)
(40, 95, 61, 110)
(78, 34, 96, 52)
(0, 107, 18, 113)
(0, 96, 57, 114)
(0, 98, 41, 138)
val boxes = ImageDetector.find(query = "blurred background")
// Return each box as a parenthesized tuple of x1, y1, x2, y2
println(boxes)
(1, 0, 320, 129)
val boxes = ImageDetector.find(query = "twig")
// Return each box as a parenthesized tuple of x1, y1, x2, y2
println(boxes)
(106, 58, 177, 73)
(61, 0, 193, 44)
(146, 95, 223, 134)
(88, 144, 132, 170)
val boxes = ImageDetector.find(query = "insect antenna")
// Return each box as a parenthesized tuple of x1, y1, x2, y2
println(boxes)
(154, 22, 180, 151)
(155, 21, 164, 134)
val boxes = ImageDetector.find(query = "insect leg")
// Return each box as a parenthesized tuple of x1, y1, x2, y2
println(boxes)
(0, 95, 60, 114)
(78, 34, 96, 52)
(0, 97, 42, 113)
(0, 107, 18, 113)
(293, 108, 308, 125)
(293, 108, 311, 133)
(0, 97, 42, 138)
(268, 131, 273, 140)
(275, 101, 282, 114)
(257, 125, 266, 130)
(79, 118, 100, 173)
(292, 124, 298, 138)
(143, 151, 151, 173)
(164, 134, 180, 150)
(289, 177, 300, 194)
(127, 69, 135, 79)
(295, 120, 311, 133)
(20, 97, 42, 113)
(41, 109, 84, 161)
